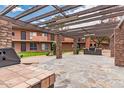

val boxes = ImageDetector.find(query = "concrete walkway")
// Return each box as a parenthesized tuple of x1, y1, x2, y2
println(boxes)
(21, 52, 124, 88)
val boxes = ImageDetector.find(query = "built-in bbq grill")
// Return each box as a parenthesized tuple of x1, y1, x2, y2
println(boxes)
(0, 48, 20, 67)
(0, 48, 55, 88)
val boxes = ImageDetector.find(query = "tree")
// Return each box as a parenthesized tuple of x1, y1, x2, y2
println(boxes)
(90, 36, 110, 48)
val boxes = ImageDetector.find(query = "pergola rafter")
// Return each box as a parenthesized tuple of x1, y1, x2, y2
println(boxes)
(14, 5, 48, 19)
(62, 28, 114, 37)
(38, 5, 117, 26)
(52, 5, 68, 17)
(26, 5, 81, 23)
(0, 5, 18, 16)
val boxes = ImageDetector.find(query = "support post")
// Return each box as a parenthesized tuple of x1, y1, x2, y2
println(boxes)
(85, 36, 91, 48)
(73, 37, 78, 55)
(0, 19, 12, 48)
(114, 22, 124, 66)
(110, 35, 114, 57)
(56, 34, 62, 59)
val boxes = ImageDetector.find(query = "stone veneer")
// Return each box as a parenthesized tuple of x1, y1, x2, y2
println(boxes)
(114, 21, 124, 66)
(85, 36, 91, 48)
(56, 34, 62, 59)
(110, 35, 114, 57)
(0, 19, 12, 48)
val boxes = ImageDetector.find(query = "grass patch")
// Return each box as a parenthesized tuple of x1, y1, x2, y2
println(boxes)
(18, 51, 48, 58)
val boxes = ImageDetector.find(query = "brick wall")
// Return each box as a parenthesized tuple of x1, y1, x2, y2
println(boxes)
(85, 37, 91, 48)
(114, 23, 124, 66)
(0, 19, 12, 48)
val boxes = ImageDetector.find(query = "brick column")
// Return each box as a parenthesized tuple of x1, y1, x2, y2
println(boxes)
(85, 36, 91, 48)
(0, 19, 12, 48)
(73, 37, 78, 55)
(56, 34, 62, 59)
(114, 22, 124, 66)
(110, 35, 114, 57)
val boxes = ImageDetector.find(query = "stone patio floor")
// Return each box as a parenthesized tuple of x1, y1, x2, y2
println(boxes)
(21, 51, 124, 88)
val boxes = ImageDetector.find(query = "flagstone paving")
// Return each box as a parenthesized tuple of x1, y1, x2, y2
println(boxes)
(32, 53, 124, 88)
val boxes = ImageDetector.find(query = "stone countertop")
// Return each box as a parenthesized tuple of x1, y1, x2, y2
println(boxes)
(0, 64, 55, 88)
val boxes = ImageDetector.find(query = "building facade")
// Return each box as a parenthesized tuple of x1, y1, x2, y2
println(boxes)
(11, 27, 109, 53)
(12, 27, 83, 53)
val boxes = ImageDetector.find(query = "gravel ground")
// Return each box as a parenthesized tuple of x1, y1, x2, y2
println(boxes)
(31, 53, 124, 88)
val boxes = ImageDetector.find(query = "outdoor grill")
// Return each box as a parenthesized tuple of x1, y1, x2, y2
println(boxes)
(0, 48, 20, 67)
(0, 48, 55, 88)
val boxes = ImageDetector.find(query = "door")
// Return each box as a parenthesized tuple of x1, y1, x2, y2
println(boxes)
(21, 31, 26, 40)
(21, 42, 26, 51)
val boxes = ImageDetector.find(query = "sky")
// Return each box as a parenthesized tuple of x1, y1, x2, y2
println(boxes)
(0, 5, 96, 26)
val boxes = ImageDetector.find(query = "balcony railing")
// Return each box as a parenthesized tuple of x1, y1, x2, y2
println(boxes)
(31, 36, 48, 42)
(12, 36, 49, 42)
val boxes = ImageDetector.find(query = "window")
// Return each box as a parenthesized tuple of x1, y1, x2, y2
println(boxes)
(12, 32, 15, 36)
(21, 42, 26, 51)
(42, 33, 48, 37)
(30, 42, 37, 50)
(30, 32, 37, 40)
(21, 31, 26, 40)
(41, 43, 49, 51)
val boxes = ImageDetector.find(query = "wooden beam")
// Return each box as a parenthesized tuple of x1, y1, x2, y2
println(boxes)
(52, 5, 68, 17)
(46, 6, 122, 27)
(0, 5, 18, 15)
(67, 23, 117, 32)
(40, 5, 117, 26)
(26, 5, 81, 23)
(61, 6, 123, 27)
(62, 27, 114, 34)
(14, 5, 48, 19)
(63, 28, 114, 37)
(59, 10, 124, 27)
(70, 5, 117, 16)
(48, 22, 118, 33)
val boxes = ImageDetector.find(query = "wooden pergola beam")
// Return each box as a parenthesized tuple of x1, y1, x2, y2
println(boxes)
(48, 22, 118, 33)
(14, 5, 48, 19)
(62, 6, 123, 27)
(62, 28, 114, 37)
(0, 5, 18, 16)
(26, 5, 81, 23)
(40, 5, 117, 26)
(46, 6, 122, 27)
(59, 10, 124, 27)
(52, 5, 68, 17)
(62, 27, 114, 34)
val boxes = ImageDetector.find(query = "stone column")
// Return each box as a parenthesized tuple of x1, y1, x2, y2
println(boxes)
(114, 22, 124, 66)
(85, 36, 91, 48)
(73, 37, 78, 55)
(0, 19, 12, 48)
(56, 34, 62, 59)
(110, 35, 114, 57)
